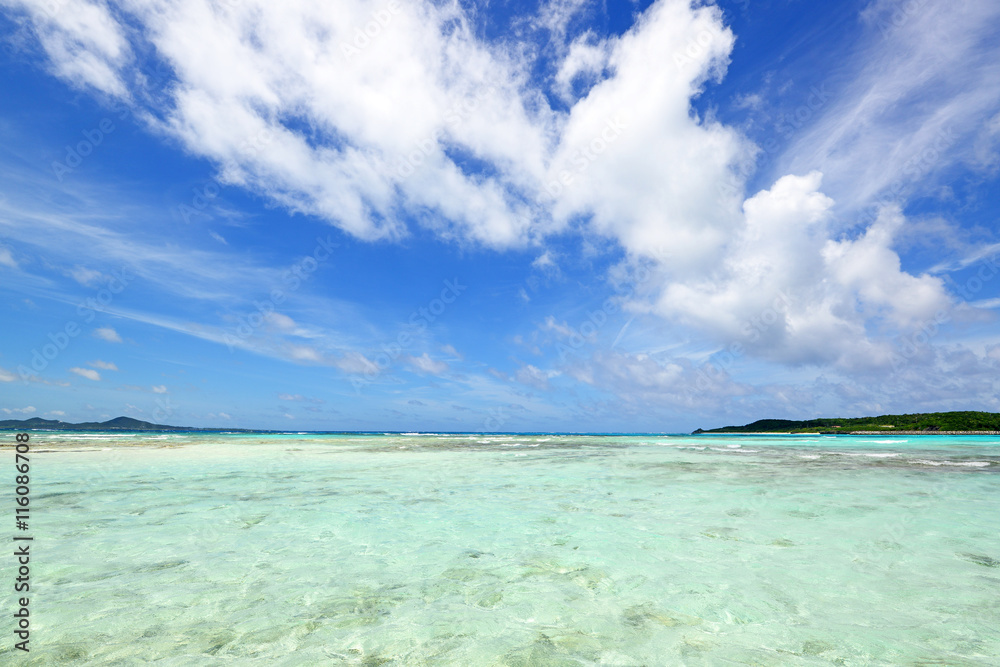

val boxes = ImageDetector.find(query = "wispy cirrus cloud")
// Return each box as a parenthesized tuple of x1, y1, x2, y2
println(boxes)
(778, 0, 1000, 217)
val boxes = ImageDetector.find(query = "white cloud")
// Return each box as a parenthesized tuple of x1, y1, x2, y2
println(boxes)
(209, 231, 227, 244)
(93, 327, 122, 342)
(0, 245, 17, 268)
(70, 367, 101, 380)
(2, 406, 37, 415)
(971, 297, 1000, 310)
(47, 410, 65, 417)
(535, 0, 592, 38)
(822, 206, 950, 328)
(515, 363, 558, 389)
(532, 250, 557, 272)
(406, 353, 449, 376)
(0, 367, 16, 382)
(287, 344, 322, 363)
(75, 301, 376, 372)
(278, 393, 324, 405)
(2, 0, 131, 97)
(333, 351, 377, 374)
(125, 0, 549, 248)
(554, 32, 608, 101)
(541, 315, 592, 342)
(546, 0, 749, 272)
(651, 172, 953, 369)
(70, 266, 103, 286)
(151, 385, 167, 393)
(267, 313, 296, 331)
(218, 412, 231, 420)
(570, 351, 724, 399)
(88, 359, 118, 370)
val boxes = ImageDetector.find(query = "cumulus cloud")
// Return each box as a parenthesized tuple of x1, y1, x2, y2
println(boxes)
(151, 385, 167, 393)
(88, 359, 118, 370)
(70, 367, 101, 381)
(822, 206, 950, 328)
(94, 326, 122, 342)
(546, 0, 749, 272)
(654, 173, 952, 368)
(0, 367, 16, 382)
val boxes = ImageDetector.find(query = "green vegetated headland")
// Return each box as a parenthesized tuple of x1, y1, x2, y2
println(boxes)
(694, 411, 1000, 434)
(0, 416, 261, 432)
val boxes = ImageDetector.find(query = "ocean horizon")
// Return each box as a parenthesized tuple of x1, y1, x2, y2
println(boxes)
(5, 431, 998, 664)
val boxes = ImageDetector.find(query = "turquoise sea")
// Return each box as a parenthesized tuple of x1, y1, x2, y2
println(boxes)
(4, 432, 999, 665)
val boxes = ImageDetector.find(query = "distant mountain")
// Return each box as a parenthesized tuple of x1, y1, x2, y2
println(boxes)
(693, 411, 1000, 434)
(0, 416, 258, 432)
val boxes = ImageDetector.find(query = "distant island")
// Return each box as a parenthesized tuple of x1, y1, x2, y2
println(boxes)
(693, 411, 1000, 435)
(0, 416, 262, 432)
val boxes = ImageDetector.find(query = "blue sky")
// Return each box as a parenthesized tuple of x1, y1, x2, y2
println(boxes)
(1, 0, 999, 432)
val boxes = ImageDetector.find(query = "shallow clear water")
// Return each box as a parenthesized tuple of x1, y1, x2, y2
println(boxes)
(4, 432, 999, 665)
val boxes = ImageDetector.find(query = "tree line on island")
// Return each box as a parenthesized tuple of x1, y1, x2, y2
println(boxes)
(693, 411, 1000, 434)
(0, 416, 255, 432)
